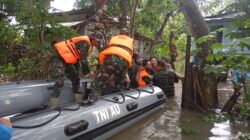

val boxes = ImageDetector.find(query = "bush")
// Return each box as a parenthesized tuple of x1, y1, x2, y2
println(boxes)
(239, 102, 250, 120)
(0, 63, 15, 77)
(18, 58, 35, 73)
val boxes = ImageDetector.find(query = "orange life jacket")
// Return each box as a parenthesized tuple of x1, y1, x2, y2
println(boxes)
(54, 36, 92, 64)
(99, 35, 134, 67)
(138, 68, 151, 87)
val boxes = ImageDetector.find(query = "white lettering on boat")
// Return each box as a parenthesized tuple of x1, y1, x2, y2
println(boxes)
(92, 104, 121, 125)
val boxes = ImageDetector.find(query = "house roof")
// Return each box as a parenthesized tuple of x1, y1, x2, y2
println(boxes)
(57, 19, 153, 42)
(58, 21, 86, 27)
(51, 8, 96, 22)
(52, 8, 153, 42)
(204, 12, 244, 23)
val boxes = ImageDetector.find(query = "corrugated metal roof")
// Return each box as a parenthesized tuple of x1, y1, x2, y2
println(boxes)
(58, 21, 84, 27)
(205, 12, 245, 23)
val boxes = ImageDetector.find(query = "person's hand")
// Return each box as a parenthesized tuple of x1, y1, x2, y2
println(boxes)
(125, 73, 130, 84)
(89, 71, 95, 79)
(0, 118, 12, 127)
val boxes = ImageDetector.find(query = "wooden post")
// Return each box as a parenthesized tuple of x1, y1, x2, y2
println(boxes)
(182, 35, 192, 108)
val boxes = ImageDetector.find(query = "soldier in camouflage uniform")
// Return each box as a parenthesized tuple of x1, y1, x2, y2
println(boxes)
(92, 55, 130, 95)
(50, 34, 102, 107)
(92, 33, 134, 96)
(152, 60, 179, 97)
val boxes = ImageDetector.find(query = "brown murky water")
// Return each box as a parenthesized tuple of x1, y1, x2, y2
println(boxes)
(110, 82, 249, 140)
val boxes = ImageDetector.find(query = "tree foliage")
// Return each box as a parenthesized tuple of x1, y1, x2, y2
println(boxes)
(74, 0, 187, 59)
(204, 0, 250, 73)
(194, 0, 234, 16)
(0, 0, 77, 80)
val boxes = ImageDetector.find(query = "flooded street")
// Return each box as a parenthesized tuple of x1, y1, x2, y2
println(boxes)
(110, 82, 249, 140)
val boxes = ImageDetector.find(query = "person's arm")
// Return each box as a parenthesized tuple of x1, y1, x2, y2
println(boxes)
(0, 118, 11, 127)
(152, 74, 157, 85)
(142, 76, 152, 84)
(125, 73, 131, 87)
(0, 118, 13, 140)
(174, 74, 179, 83)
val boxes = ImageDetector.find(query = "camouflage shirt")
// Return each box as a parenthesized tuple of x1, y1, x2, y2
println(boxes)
(92, 55, 129, 95)
(152, 69, 179, 96)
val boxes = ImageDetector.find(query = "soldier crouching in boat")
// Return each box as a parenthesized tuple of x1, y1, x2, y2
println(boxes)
(92, 33, 134, 96)
(50, 34, 102, 107)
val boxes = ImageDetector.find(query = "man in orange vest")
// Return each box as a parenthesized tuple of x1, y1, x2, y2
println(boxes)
(137, 60, 152, 87)
(92, 34, 134, 95)
(50, 34, 102, 107)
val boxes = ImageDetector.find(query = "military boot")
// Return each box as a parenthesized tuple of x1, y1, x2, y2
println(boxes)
(74, 94, 83, 102)
(49, 97, 58, 108)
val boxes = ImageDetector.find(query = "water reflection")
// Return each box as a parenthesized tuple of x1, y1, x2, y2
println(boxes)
(110, 82, 249, 140)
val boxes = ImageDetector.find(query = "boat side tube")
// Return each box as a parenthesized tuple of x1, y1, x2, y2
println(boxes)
(0, 80, 54, 117)
(11, 86, 165, 140)
(0, 79, 92, 117)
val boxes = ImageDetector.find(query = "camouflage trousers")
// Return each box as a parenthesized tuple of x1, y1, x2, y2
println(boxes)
(51, 56, 81, 98)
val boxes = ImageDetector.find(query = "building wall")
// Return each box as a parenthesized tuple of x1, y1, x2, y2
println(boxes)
(207, 20, 249, 54)
(207, 21, 236, 45)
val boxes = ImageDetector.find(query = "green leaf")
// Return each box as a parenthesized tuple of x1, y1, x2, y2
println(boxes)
(214, 53, 223, 61)
(206, 54, 215, 62)
(240, 37, 250, 45)
(196, 34, 215, 44)
(216, 28, 229, 33)
(211, 43, 224, 50)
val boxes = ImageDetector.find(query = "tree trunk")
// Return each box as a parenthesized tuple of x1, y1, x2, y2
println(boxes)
(142, 11, 172, 58)
(129, 0, 138, 38)
(168, 31, 176, 70)
(121, 0, 128, 28)
(179, 0, 218, 110)
(95, 0, 108, 10)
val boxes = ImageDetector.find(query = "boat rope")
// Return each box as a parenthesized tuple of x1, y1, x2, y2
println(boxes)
(99, 85, 155, 102)
(12, 103, 81, 129)
(99, 93, 126, 104)
(12, 108, 62, 129)
(121, 85, 155, 100)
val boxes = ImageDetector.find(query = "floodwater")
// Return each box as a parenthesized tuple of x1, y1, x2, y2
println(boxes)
(110, 82, 249, 140)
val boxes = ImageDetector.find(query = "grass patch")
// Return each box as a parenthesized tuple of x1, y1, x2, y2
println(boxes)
(202, 113, 229, 123)
(178, 123, 196, 135)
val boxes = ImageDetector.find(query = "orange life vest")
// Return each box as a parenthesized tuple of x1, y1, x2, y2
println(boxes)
(54, 36, 92, 64)
(99, 35, 134, 67)
(138, 68, 151, 87)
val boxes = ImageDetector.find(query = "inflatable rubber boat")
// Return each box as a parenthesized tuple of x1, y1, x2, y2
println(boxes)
(0, 79, 165, 140)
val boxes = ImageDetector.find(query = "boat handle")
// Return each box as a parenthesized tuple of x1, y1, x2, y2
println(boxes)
(157, 93, 164, 99)
(64, 120, 89, 136)
(126, 102, 138, 111)
(47, 86, 53, 90)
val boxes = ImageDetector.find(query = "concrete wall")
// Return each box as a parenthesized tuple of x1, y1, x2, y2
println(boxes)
(207, 20, 249, 54)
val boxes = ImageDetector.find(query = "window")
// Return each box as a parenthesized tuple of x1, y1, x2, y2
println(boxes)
(210, 25, 224, 43)
(239, 28, 250, 38)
